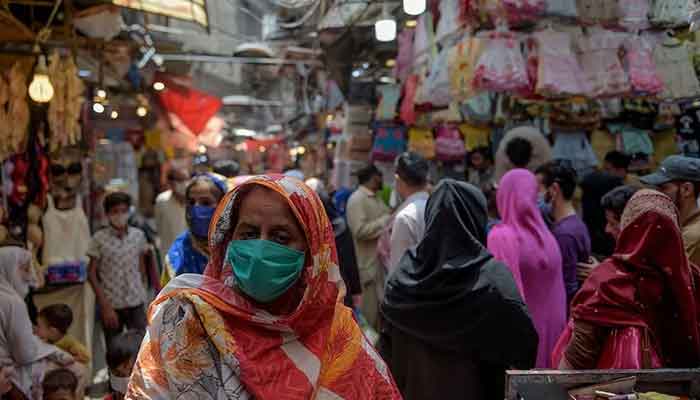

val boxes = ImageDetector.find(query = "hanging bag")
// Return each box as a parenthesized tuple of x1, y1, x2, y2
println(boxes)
(371, 123, 407, 162)
(435, 125, 467, 161)
(376, 84, 401, 121)
(408, 127, 436, 159)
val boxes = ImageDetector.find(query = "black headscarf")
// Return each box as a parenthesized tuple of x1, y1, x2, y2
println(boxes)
(381, 179, 538, 369)
(580, 171, 624, 256)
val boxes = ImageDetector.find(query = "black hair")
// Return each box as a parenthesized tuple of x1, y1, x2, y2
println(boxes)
(601, 185, 639, 218)
(39, 304, 73, 335)
(106, 330, 144, 371)
(604, 151, 632, 171)
(356, 164, 381, 185)
(468, 146, 493, 165)
(103, 192, 132, 214)
(537, 161, 578, 200)
(395, 152, 429, 187)
(505, 137, 533, 168)
(186, 176, 226, 202)
(212, 160, 240, 178)
(42, 368, 78, 397)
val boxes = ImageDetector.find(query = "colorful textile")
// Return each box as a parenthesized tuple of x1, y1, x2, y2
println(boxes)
(554, 190, 700, 368)
(488, 169, 566, 368)
(161, 231, 209, 286)
(127, 175, 400, 400)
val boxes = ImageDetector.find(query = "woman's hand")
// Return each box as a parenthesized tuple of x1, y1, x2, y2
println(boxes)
(577, 256, 600, 282)
(102, 303, 120, 330)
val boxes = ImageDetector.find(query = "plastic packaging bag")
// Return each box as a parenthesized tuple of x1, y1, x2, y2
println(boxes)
(472, 31, 530, 93)
(435, 125, 467, 161)
(423, 47, 452, 107)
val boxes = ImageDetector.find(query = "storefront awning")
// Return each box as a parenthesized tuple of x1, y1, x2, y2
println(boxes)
(111, 0, 208, 27)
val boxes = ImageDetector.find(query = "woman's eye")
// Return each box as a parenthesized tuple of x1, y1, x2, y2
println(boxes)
(272, 233, 290, 245)
(241, 231, 259, 240)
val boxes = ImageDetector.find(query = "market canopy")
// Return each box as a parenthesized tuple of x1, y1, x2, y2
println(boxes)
(111, 0, 208, 27)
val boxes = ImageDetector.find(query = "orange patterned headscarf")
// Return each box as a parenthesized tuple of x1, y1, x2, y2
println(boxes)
(127, 175, 400, 400)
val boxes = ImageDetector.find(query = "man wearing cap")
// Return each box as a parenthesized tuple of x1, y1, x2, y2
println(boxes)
(641, 155, 700, 265)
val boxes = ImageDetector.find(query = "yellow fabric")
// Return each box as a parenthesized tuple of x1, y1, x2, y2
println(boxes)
(459, 124, 490, 151)
(408, 127, 436, 160)
(55, 335, 91, 364)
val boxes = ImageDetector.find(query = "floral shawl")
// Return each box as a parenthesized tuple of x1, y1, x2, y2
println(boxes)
(126, 175, 401, 400)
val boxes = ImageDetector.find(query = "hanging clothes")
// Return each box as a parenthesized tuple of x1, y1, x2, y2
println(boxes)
(624, 35, 665, 95)
(395, 29, 415, 82)
(473, 30, 530, 93)
(577, 28, 630, 97)
(436, 0, 461, 41)
(449, 34, 485, 102)
(552, 132, 599, 178)
(649, 0, 689, 26)
(653, 40, 700, 99)
(545, 0, 578, 18)
(532, 30, 589, 97)
(618, 0, 651, 31)
(577, 0, 619, 24)
(376, 84, 401, 121)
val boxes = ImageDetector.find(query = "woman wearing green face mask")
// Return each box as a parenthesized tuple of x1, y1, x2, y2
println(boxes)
(126, 175, 401, 400)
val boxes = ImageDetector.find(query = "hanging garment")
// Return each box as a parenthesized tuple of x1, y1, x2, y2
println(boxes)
(400, 75, 419, 125)
(552, 132, 599, 178)
(502, 0, 546, 25)
(371, 123, 407, 162)
(473, 31, 530, 93)
(618, 0, 651, 30)
(414, 12, 437, 69)
(423, 47, 452, 107)
(649, 0, 689, 26)
(577, 0, 619, 24)
(577, 29, 630, 97)
(396, 29, 415, 81)
(624, 36, 665, 95)
(459, 123, 491, 151)
(376, 84, 401, 121)
(408, 127, 437, 159)
(449, 34, 485, 102)
(533, 30, 589, 97)
(460, 91, 494, 124)
(608, 123, 655, 156)
(435, 125, 467, 161)
(653, 40, 700, 99)
(42, 195, 90, 268)
(436, 0, 461, 41)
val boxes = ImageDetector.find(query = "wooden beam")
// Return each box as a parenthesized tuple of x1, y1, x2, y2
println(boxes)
(6, 0, 55, 6)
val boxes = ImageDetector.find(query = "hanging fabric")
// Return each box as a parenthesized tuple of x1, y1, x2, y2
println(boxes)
(400, 75, 420, 125)
(423, 46, 452, 107)
(371, 123, 407, 162)
(449, 33, 485, 102)
(395, 29, 415, 82)
(408, 127, 437, 160)
(435, 125, 467, 161)
(376, 84, 401, 121)
(532, 30, 589, 97)
(624, 35, 665, 95)
(577, 28, 631, 98)
(436, 0, 462, 41)
(472, 29, 530, 93)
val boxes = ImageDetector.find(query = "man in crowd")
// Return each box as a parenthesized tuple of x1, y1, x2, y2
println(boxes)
(642, 156, 700, 265)
(154, 168, 189, 266)
(604, 150, 642, 187)
(538, 161, 591, 305)
(347, 164, 391, 329)
(390, 152, 430, 272)
(88, 192, 150, 350)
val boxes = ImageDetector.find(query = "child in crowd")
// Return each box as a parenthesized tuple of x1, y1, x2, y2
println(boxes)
(105, 330, 144, 400)
(42, 368, 78, 400)
(35, 304, 91, 364)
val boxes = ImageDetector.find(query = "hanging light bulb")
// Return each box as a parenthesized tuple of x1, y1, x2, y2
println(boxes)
(95, 88, 107, 99)
(110, 110, 119, 119)
(403, 0, 426, 15)
(153, 81, 165, 91)
(92, 103, 105, 113)
(136, 106, 148, 117)
(28, 55, 54, 103)
(375, 3, 396, 42)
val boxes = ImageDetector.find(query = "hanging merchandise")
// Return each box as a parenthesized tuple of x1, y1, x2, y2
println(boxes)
(532, 30, 589, 97)
(675, 99, 700, 152)
(1, 61, 31, 162)
(654, 101, 681, 130)
(371, 123, 407, 162)
(597, 98, 623, 119)
(413, 12, 438, 69)
(649, 0, 690, 27)
(577, 28, 631, 98)
(653, 38, 700, 99)
(552, 132, 599, 178)
(473, 29, 530, 93)
(325, 79, 345, 110)
(618, 0, 651, 30)
(435, 0, 461, 41)
(623, 35, 665, 95)
(622, 98, 658, 129)
(502, 0, 546, 25)
(459, 123, 491, 151)
(395, 29, 415, 81)
(577, 0, 619, 24)
(449, 34, 485, 102)
(47, 51, 86, 152)
(461, 91, 494, 124)
(435, 125, 467, 161)
(158, 83, 223, 135)
(550, 98, 601, 130)
(400, 74, 420, 125)
(423, 46, 452, 107)
(608, 123, 655, 157)
(407, 127, 436, 159)
(545, 0, 577, 18)
(376, 84, 401, 121)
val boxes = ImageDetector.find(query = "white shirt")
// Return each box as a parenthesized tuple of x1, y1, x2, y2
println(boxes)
(389, 191, 429, 271)
(154, 190, 187, 260)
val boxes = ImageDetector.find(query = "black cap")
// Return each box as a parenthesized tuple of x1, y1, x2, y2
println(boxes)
(641, 155, 700, 186)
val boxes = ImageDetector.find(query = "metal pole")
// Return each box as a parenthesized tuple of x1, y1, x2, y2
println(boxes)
(156, 53, 323, 66)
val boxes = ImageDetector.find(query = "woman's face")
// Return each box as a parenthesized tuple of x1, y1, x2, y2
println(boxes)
(188, 181, 220, 208)
(232, 186, 307, 253)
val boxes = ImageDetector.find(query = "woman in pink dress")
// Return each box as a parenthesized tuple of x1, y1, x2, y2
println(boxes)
(488, 169, 567, 368)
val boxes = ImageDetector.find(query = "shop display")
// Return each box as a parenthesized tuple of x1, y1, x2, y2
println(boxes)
(47, 51, 85, 152)
(0, 61, 30, 161)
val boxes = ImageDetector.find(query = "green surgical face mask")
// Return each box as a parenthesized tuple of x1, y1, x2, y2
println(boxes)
(226, 239, 305, 303)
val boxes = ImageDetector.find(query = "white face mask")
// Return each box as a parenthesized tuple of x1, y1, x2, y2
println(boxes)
(110, 374, 130, 394)
(109, 212, 129, 229)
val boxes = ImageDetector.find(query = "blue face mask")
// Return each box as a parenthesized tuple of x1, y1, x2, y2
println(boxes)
(226, 239, 305, 303)
(188, 205, 215, 238)
(538, 192, 553, 219)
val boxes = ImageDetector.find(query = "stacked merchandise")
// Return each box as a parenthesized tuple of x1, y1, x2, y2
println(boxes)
(358, 0, 700, 181)
(332, 104, 375, 188)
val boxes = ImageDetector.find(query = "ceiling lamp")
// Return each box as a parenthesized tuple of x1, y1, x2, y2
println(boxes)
(28, 55, 54, 103)
(153, 81, 165, 91)
(386, 59, 396, 67)
(403, 0, 426, 15)
(96, 88, 107, 99)
(136, 106, 148, 117)
(110, 110, 119, 119)
(375, 4, 396, 42)
(405, 20, 418, 28)
(92, 103, 105, 113)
